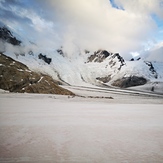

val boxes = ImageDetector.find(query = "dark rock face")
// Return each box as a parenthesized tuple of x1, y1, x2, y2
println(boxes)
(103, 50, 110, 58)
(0, 26, 21, 46)
(57, 49, 64, 56)
(96, 75, 111, 83)
(112, 53, 125, 70)
(144, 61, 158, 79)
(112, 76, 147, 88)
(38, 53, 52, 64)
(87, 50, 125, 70)
(0, 53, 74, 95)
(87, 50, 111, 63)
(84, 50, 90, 54)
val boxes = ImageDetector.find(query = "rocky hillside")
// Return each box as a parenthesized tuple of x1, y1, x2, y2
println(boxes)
(85, 49, 163, 88)
(0, 53, 74, 95)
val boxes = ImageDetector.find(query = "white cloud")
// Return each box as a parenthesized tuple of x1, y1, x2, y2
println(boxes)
(143, 41, 163, 62)
(114, 0, 163, 18)
(1, 0, 163, 60)
(131, 52, 140, 58)
(43, 0, 159, 59)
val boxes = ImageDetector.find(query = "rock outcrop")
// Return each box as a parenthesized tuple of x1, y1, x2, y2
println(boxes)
(112, 76, 147, 88)
(0, 53, 74, 95)
(87, 50, 111, 63)
(144, 61, 158, 79)
(38, 53, 52, 64)
(0, 26, 21, 46)
(96, 75, 111, 83)
(87, 50, 125, 70)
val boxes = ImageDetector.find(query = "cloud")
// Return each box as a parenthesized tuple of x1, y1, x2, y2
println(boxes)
(0, 0, 163, 60)
(44, 0, 160, 58)
(142, 42, 163, 62)
(114, 0, 163, 18)
(0, 0, 61, 51)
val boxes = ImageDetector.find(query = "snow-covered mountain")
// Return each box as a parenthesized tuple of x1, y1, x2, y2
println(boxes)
(0, 26, 163, 94)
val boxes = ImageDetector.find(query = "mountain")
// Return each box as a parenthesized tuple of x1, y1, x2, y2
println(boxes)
(0, 26, 163, 94)
(0, 52, 74, 95)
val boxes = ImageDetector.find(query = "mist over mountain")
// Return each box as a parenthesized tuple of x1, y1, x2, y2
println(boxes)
(0, 26, 163, 94)
(0, 0, 163, 60)
(142, 42, 163, 62)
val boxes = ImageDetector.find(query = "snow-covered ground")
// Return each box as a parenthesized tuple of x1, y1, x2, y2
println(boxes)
(0, 88, 163, 163)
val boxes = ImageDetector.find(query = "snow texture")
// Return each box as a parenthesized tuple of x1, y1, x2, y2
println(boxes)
(0, 89, 163, 162)
(1, 28, 163, 92)
(4, 47, 163, 93)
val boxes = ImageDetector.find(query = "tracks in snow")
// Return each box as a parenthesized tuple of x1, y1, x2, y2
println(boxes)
(64, 85, 163, 98)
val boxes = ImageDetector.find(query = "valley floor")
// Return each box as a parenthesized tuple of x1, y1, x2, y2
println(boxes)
(0, 87, 163, 162)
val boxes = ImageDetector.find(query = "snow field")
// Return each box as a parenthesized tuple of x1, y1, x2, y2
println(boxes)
(0, 92, 163, 162)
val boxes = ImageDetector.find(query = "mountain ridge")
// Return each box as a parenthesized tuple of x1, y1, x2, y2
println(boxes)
(0, 26, 163, 94)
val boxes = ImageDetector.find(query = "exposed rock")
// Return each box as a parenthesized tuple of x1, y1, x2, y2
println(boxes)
(112, 76, 147, 88)
(151, 86, 154, 92)
(87, 50, 111, 63)
(144, 61, 158, 79)
(96, 75, 111, 83)
(38, 53, 52, 64)
(0, 26, 21, 46)
(0, 53, 74, 95)
(112, 53, 125, 70)
(57, 48, 64, 56)
(28, 50, 34, 56)
(84, 50, 90, 54)
(87, 50, 125, 70)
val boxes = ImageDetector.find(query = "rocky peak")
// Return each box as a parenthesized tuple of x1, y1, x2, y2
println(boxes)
(87, 49, 125, 70)
(144, 61, 158, 79)
(87, 49, 111, 63)
(111, 53, 125, 70)
(0, 26, 21, 46)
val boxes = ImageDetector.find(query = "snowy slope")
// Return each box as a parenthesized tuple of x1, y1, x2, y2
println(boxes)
(0, 92, 163, 162)
(1, 26, 163, 93)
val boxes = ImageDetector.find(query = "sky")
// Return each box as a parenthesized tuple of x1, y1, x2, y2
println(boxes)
(0, 0, 163, 60)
